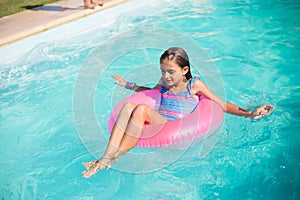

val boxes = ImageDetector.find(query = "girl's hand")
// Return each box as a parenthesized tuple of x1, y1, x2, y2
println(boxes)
(250, 104, 274, 120)
(112, 74, 127, 87)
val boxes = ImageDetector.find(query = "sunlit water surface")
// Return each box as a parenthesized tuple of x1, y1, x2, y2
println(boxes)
(0, 0, 299, 199)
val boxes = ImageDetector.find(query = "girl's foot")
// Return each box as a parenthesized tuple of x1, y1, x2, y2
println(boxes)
(91, 0, 104, 6)
(82, 160, 98, 169)
(84, 0, 96, 9)
(82, 158, 112, 178)
(84, 4, 96, 9)
(82, 156, 119, 170)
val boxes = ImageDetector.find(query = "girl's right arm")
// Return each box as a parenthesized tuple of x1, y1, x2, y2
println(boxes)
(191, 78, 274, 120)
(112, 74, 162, 92)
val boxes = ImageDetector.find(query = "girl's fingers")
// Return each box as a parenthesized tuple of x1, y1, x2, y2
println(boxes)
(112, 74, 121, 80)
(252, 104, 274, 120)
(112, 74, 127, 87)
(112, 75, 125, 82)
(114, 81, 122, 86)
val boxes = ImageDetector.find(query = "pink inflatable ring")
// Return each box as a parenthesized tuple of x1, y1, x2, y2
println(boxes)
(108, 90, 224, 148)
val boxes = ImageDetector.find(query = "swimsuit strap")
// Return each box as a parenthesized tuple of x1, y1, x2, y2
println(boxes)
(159, 77, 198, 94)
(158, 77, 199, 121)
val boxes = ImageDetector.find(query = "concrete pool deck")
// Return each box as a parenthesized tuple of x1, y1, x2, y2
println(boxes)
(0, 0, 130, 47)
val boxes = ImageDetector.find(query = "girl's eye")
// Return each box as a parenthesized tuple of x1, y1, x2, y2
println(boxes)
(161, 70, 175, 74)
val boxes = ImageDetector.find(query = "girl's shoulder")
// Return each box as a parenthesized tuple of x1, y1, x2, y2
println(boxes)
(188, 77, 201, 99)
(189, 77, 201, 87)
(189, 77, 205, 95)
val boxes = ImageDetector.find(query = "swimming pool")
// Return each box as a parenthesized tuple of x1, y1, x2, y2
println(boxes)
(1, 0, 299, 199)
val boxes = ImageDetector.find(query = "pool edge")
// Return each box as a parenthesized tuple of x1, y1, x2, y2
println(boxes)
(0, 0, 132, 48)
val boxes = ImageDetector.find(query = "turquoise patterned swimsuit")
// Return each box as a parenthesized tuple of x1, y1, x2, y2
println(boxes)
(158, 77, 199, 121)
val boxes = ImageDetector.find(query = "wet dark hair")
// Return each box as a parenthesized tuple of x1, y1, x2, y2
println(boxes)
(160, 47, 192, 80)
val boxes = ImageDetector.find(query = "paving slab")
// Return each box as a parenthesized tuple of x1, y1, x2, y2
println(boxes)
(0, 0, 130, 47)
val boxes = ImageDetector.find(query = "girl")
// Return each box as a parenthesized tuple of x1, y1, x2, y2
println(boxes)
(82, 47, 274, 178)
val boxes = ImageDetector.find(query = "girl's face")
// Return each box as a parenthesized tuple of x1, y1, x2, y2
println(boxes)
(160, 60, 189, 87)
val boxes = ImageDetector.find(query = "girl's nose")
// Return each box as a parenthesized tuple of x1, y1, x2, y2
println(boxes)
(163, 72, 170, 79)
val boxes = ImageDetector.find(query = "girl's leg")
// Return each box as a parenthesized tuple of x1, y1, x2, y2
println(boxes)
(98, 102, 166, 158)
(101, 104, 167, 163)
(83, 102, 136, 167)
(118, 104, 167, 152)
(102, 102, 137, 158)
(82, 104, 166, 177)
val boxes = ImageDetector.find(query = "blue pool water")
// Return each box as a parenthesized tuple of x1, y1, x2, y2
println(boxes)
(1, 0, 300, 199)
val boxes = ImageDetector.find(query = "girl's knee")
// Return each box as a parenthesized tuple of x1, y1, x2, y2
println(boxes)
(122, 102, 136, 109)
(120, 102, 136, 113)
(131, 104, 150, 118)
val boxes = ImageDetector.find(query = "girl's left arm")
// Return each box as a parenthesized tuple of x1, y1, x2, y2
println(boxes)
(192, 79, 274, 119)
(112, 74, 162, 92)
